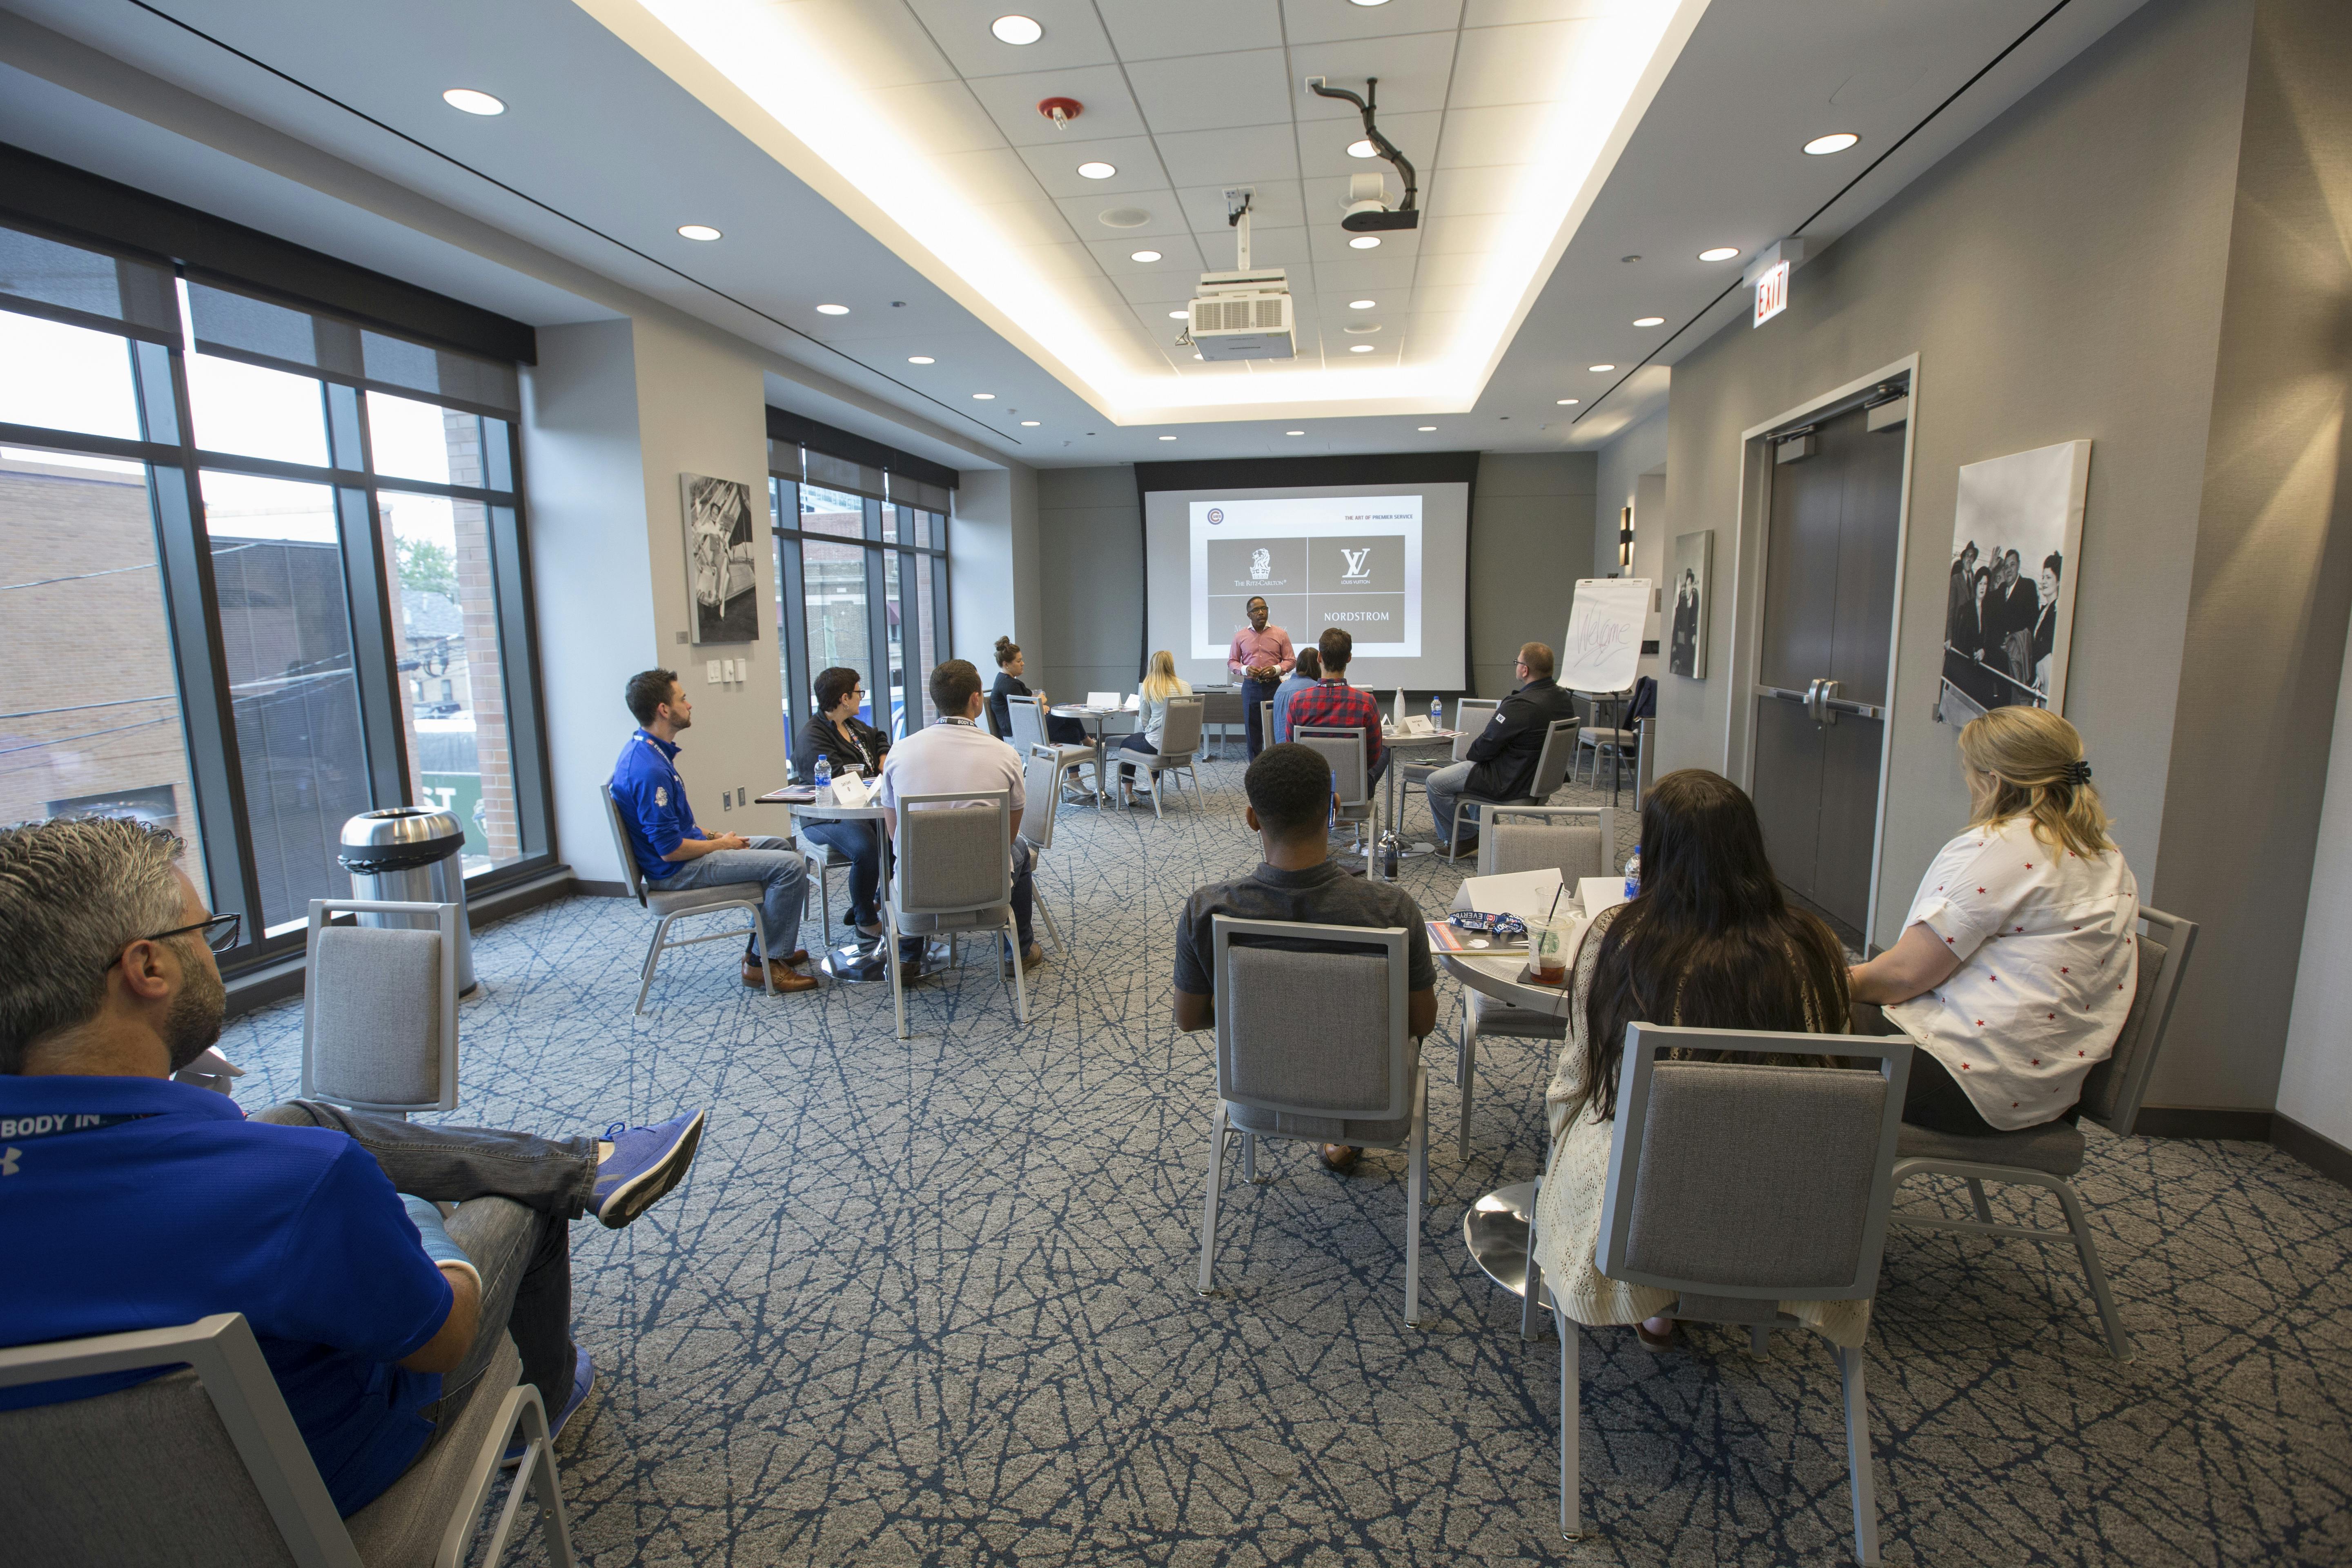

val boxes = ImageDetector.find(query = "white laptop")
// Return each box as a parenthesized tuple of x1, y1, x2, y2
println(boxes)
(1085, 690, 1123, 709)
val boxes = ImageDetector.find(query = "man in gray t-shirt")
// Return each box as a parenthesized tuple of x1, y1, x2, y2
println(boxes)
(1173, 744, 1438, 1170)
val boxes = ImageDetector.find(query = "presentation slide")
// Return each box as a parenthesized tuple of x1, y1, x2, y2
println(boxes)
(1143, 481, 1469, 691)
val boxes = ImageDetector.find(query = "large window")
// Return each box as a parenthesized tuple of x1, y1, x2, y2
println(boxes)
(767, 443, 951, 766)
(0, 219, 550, 963)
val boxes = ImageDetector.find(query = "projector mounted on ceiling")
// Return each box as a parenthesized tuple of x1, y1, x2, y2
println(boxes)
(1185, 188, 1294, 362)
(1306, 76, 1419, 233)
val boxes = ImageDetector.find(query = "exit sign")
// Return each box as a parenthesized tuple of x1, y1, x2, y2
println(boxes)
(1753, 260, 1791, 326)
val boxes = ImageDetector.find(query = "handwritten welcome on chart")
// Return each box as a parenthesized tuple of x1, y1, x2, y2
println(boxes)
(1559, 578, 1650, 692)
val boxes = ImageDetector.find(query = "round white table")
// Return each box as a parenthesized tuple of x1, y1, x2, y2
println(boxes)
(771, 795, 941, 983)
(1049, 705, 1136, 805)
(1438, 930, 1578, 1323)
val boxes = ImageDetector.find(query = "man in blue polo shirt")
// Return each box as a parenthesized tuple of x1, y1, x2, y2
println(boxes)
(611, 667, 816, 994)
(0, 817, 710, 1515)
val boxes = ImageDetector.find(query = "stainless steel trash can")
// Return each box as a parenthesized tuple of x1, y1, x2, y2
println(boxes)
(338, 808, 479, 996)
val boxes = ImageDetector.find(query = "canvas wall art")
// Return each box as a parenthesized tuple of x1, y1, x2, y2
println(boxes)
(682, 473, 759, 645)
(1668, 529, 1712, 679)
(1936, 439, 2091, 724)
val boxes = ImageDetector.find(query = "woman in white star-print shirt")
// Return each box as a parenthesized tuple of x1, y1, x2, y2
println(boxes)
(1851, 706, 2139, 1134)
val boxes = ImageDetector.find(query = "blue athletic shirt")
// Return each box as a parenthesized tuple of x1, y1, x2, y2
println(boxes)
(0, 1076, 456, 1516)
(610, 728, 699, 882)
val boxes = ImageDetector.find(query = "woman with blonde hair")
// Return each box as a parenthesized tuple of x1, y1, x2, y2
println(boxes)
(1116, 649, 1192, 802)
(1851, 705, 2139, 1136)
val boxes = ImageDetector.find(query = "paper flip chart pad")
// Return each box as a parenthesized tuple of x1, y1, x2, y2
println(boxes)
(1560, 577, 1650, 694)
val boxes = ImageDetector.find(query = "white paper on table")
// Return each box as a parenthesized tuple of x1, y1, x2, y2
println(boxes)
(1450, 867, 1568, 920)
(1579, 876, 1630, 917)
(1086, 690, 1122, 709)
(830, 773, 874, 808)
(1123, 693, 1141, 711)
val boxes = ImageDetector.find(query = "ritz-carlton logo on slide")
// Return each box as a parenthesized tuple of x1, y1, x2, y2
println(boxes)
(1250, 548, 1272, 581)
(1339, 546, 1372, 582)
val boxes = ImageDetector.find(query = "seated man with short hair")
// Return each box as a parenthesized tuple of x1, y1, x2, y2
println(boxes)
(1281, 626, 1388, 788)
(611, 666, 815, 994)
(0, 817, 707, 1516)
(1172, 743, 1437, 1170)
(1423, 639, 1579, 854)
(879, 658, 1045, 972)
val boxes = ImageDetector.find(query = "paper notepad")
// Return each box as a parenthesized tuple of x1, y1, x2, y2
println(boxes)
(1449, 867, 1566, 922)
(1086, 690, 1122, 709)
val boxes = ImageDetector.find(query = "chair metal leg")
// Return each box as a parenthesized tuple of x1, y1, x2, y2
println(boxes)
(1458, 1014, 1477, 1162)
(1967, 1177, 1994, 1224)
(1196, 1104, 1229, 1296)
(1036, 897, 1066, 956)
(457, 1383, 577, 1568)
(2053, 1177, 2134, 1359)
(1405, 1071, 1428, 1325)
(1748, 1325, 1771, 1356)
(1839, 1343, 1881, 1566)
(633, 921, 666, 1015)
(886, 911, 909, 1039)
(1520, 1179, 1547, 1339)
(1006, 917, 1029, 1024)
(1152, 771, 1165, 821)
(1242, 1131, 1261, 1184)
(1555, 1304, 1583, 1539)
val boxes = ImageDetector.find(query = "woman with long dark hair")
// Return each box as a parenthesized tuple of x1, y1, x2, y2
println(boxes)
(988, 637, 1089, 746)
(1528, 769, 1863, 1351)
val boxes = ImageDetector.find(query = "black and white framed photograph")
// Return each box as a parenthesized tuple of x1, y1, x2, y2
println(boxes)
(1669, 529, 1712, 679)
(1936, 439, 2091, 724)
(682, 473, 759, 645)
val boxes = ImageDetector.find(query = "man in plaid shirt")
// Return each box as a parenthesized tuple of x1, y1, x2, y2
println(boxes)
(1283, 627, 1386, 785)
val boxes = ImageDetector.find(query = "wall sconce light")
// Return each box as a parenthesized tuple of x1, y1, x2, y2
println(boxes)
(1618, 505, 1635, 570)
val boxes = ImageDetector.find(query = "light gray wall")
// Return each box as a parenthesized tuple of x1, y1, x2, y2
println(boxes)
(2280, 608, 2352, 1150)
(951, 461, 1040, 677)
(1657, 0, 2352, 1115)
(1471, 452, 1596, 698)
(1036, 465, 1143, 704)
(1591, 410, 1672, 684)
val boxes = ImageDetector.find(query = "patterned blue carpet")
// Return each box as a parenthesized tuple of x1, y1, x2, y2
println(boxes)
(218, 759, 2352, 1565)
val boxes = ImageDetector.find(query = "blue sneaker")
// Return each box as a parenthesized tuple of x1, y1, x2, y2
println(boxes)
(590, 1110, 706, 1229)
(506, 1345, 595, 1466)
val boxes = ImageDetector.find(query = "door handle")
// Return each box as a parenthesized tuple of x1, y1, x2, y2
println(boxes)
(1802, 678, 1824, 724)
(1818, 679, 1841, 726)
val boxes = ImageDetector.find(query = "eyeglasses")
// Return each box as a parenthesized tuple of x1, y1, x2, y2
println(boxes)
(108, 912, 241, 969)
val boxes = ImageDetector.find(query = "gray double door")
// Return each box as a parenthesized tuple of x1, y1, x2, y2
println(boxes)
(1750, 396, 1906, 942)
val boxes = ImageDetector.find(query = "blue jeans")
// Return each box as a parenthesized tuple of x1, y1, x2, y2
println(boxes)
(1422, 758, 1477, 836)
(798, 819, 882, 927)
(646, 835, 808, 957)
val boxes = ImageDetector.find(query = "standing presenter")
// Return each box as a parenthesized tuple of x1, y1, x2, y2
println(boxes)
(1227, 595, 1295, 762)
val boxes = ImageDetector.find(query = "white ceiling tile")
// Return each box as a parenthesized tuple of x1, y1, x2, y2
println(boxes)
(1095, 0, 1283, 60)
(1281, 0, 1465, 46)
(1289, 36, 1458, 121)
(1417, 212, 1510, 254)
(1125, 49, 1293, 135)
(1450, 20, 1595, 108)
(1056, 194, 1196, 241)
(1433, 103, 1553, 167)
(1015, 240, 1107, 280)
(1296, 110, 1441, 177)
(1307, 221, 1420, 264)
(1153, 125, 1302, 187)
(935, 145, 1045, 199)
(971, 194, 1082, 247)
(1305, 253, 1421, 292)
(1084, 235, 1212, 275)
(1402, 283, 1479, 314)
(1463, 0, 1631, 23)
(790, 0, 961, 87)
(1410, 249, 1492, 288)
(1014, 135, 1170, 195)
(964, 65, 1149, 145)
(1115, 272, 1202, 305)
(1176, 182, 1305, 233)
(902, 0, 1118, 78)
(1421, 163, 1519, 215)
(863, 81, 1010, 156)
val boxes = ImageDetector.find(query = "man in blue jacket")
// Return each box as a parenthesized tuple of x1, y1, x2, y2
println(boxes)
(0, 817, 707, 1515)
(610, 668, 815, 994)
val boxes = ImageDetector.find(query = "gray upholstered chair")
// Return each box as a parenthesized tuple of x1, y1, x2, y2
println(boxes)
(1131, 695, 1205, 819)
(1018, 745, 1070, 956)
(1195, 686, 1243, 760)
(303, 898, 461, 1117)
(1888, 905, 2198, 1359)
(1446, 805, 1617, 1159)
(1295, 725, 1376, 858)
(0, 1307, 575, 1568)
(602, 784, 775, 1013)
(1573, 691, 1639, 786)
(1196, 916, 1430, 1323)
(1543, 1023, 1913, 1562)
(1258, 699, 1274, 746)
(1397, 696, 1497, 838)
(1443, 717, 1579, 861)
(884, 789, 1027, 1038)
(1007, 694, 1100, 805)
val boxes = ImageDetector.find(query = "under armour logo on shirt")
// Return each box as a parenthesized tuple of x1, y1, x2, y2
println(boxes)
(1, 1147, 19, 1176)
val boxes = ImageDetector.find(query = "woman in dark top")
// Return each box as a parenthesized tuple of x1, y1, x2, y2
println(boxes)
(795, 666, 891, 937)
(990, 637, 1089, 745)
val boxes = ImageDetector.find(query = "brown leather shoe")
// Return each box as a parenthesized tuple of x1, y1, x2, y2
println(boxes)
(1319, 1143, 1361, 1172)
(742, 961, 819, 993)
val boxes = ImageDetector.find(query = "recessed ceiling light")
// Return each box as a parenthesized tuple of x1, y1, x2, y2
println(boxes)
(973, 392, 996, 400)
(1347, 139, 1378, 159)
(991, 15, 1043, 45)
(1130, 249, 1163, 263)
(1633, 316, 1665, 327)
(1588, 363, 1616, 372)
(1348, 299, 1376, 310)
(1286, 430, 1305, 435)
(1804, 132, 1860, 155)
(1698, 246, 1740, 262)
(1350, 343, 1376, 353)
(677, 224, 722, 242)
(1020, 420, 1041, 426)
(1159, 434, 1177, 440)
(1417, 426, 1436, 432)
(1347, 0, 1392, 7)
(442, 88, 505, 116)
(1348, 235, 1381, 249)
(1077, 161, 1117, 180)
(907, 356, 934, 364)
(1167, 310, 1189, 319)
(816, 304, 849, 315)
(1192, 353, 1203, 360)
(1556, 398, 1580, 405)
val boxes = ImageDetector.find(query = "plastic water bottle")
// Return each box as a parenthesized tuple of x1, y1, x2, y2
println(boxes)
(1623, 845, 1642, 900)
(1430, 696, 1444, 731)
(813, 753, 831, 791)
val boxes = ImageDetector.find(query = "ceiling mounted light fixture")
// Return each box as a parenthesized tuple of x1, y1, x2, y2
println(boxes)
(1417, 426, 1436, 432)
(1076, 161, 1117, 180)
(1633, 316, 1665, 327)
(1020, 419, 1041, 426)
(1286, 430, 1305, 435)
(1346, 139, 1378, 158)
(991, 15, 1042, 45)
(1350, 343, 1376, 353)
(1804, 132, 1860, 155)
(1348, 235, 1381, 249)
(1159, 435, 1176, 440)
(1130, 249, 1163, 263)
(1698, 246, 1740, 261)
(1098, 207, 1151, 227)
(1556, 398, 1580, 405)
(441, 88, 505, 116)
(1588, 363, 1615, 372)
(816, 303, 849, 315)
(973, 392, 996, 399)
(907, 356, 934, 364)
(1348, 299, 1376, 310)
(677, 224, 722, 242)
(1167, 310, 1188, 319)
(1348, 0, 1393, 7)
